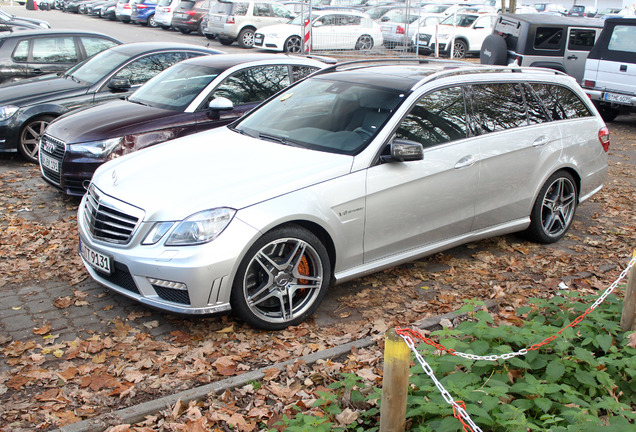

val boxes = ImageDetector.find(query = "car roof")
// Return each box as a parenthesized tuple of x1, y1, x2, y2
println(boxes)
(181, 53, 328, 69)
(498, 12, 604, 27)
(0, 29, 118, 40)
(108, 42, 224, 56)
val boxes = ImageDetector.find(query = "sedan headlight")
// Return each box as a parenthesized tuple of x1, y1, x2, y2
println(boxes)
(69, 137, 123, 158)
(0, 105, 19, 121)
(265, 32, 279, 38)
(165, 208, 236, 246)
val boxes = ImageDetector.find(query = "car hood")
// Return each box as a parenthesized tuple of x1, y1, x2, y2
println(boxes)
(0, 75, 87, 106)
(91, 127, 353, 221)
(257, 23, 295, 35)
(47, 100, 176, 143)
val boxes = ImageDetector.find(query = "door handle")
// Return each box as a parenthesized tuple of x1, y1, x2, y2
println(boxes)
(32, 69, 43, 74)
(567, 55, 577, 60)
(454, 155, 476, 169)
(533, 136, 550, 147)
(620, 65, 627, 72)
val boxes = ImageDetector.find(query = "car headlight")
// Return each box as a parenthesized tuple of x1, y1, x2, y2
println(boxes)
(165, 208, 236, 246)
(266, 33, 279, 38)
(69, 137, 123, 158)
(0, 105, 19, 121)
(437, 34, 450, 41)
(142, 222, 174, 245)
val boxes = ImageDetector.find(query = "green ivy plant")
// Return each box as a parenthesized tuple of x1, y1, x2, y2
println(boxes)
(273, 291, 635, 431)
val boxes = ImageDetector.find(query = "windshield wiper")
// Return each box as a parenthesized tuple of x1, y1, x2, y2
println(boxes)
(259, 133, 308, 149)
(128, 99, 151, 107)
(63, 73, 80, 84)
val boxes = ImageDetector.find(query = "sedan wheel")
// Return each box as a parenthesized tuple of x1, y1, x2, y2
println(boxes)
(148, 15, 158, 27)
(284, 35, 302, 53)
(355, 34, 374, 50)
(525, 171, 577, 243)
(18, 115, 54, 163)
(231, 225, 331, 330)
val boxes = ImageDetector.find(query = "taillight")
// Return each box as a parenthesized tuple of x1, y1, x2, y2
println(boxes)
(123, 3, 130, 9)
(186, 10, 195, 16)
(598, 126, 610, 152)
(137, 4, 147, 8)
(583, 80, 595, 88)
(396, 25, 405, 34)
(165, 7, 171, 12)
(226, 15, 235, 23)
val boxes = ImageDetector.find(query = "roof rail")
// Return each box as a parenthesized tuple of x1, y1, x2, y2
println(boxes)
(311, 57, 470, 77)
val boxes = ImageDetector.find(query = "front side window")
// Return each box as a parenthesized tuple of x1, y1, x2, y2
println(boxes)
(608, 25, 636, 53)
(113, 52, 188, 85)
(529, 83, 592, 120)
(568, 29, 596, 51)
(468, 83, 527, 134)
(271, 4, 292, 18)
(81, 37, 119, 58)
(253, 3, 271, 16)
(534, 27, 563, 50)
(32, 37, 78, 63)
(396, 86, 468, 148)
(210, 65, 290, 105)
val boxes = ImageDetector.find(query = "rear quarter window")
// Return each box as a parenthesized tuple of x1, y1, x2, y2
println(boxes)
(530, 83, 592, 120)
(608, 25, 636, 53)
(568, 29, 597, 51)
(534, 27, 563, 51)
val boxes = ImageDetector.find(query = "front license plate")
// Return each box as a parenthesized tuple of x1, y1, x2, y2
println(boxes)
(40, 153, 59, 173)
(80, 239, 112, 275)
(603, 92, 632, 104)
(254, 34, 263, 44)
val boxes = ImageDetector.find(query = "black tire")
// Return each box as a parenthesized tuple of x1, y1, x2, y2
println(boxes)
(179, 28, 191, 34)
(283, 35, 302, 53)
(18, 115, 55, 164)
(230, 225, 331, 330)
(160, 25, 171, 30)
(197, 20, 204, 36)
(355, 34, 374, 50)
(238, 28, 255, 48)
(524, 171, 578, 244)
(451, 39, 468, 59)
(148, 14, 158, 28)
(480, 34, 508, 65)
(219, 37, 233, 46)
(596, 104, 620, 122)
(204, 33, 216, 40)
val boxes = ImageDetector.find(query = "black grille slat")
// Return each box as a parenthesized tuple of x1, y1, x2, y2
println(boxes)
(102, 262, 139, 294)
(84, 186, 142, 244)
(153, 286, 191, 305)
(40, 135, 66, 186)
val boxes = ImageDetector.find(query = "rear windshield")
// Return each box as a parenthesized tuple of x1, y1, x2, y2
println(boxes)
(178, 0, 196, 10)
(157, 0, 172, 6)
(608, 24, 636, 53)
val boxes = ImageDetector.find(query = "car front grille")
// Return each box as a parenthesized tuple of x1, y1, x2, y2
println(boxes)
(40, 134, 66, 186)
(153, 285, 191, 305)
(83, 185, 144, 245)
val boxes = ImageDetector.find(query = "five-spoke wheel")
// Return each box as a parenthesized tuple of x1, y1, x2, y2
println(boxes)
(526, 171, 577, 243)
(231, 225, 330, 330)
(19, 115, 54, 163)
(284, 35, 302, 54)
(355, 35, 374, 50)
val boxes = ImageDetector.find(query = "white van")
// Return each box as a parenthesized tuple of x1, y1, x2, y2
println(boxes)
(582, 18, 636, 121)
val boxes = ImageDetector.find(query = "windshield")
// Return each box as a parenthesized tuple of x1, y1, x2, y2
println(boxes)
(421, 4, 449, 13)
(440, 14, 478, 27)
(234, 78, 404, 155)
(64, 49, 130, 85)
(128, 63, 221, 111)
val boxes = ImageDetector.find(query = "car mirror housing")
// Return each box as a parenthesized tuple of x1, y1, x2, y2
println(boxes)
(208, 96, 234, 120)
(381, 139, 424, 163)
(107, 77, 132, 91)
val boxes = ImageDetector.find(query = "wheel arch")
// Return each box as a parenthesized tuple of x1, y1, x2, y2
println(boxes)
(530, 166, 582, 210)
(239, 25, 257, 34)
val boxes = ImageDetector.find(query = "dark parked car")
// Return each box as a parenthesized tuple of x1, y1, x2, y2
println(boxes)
(171, 0, 212, 34)
(0, 42, 222, 163)
(0, 9, 50, 29)
(131, 0, 158, 26)
(99, 0, 118, 19)
(0, 29, 121, 85)
(40, 54, 328, 195)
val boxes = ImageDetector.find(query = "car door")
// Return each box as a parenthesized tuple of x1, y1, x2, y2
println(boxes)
(564, 27, 599, 83)
(26, 36, 80, 78)
(193, 64, 296, 131)
(468, 15, 494, 51)
(363, 86, 478, 262)
(467, 82, 562, 230)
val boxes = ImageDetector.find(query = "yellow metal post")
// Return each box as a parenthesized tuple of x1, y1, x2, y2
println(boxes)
(380, 328, 411, 432)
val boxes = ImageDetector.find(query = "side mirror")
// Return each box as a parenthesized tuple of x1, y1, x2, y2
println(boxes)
(380, 139, 424, 163)
(381, 16, 389, 22)
(313, 21, 323, 27)
(208, 96, 234, 119)
(107, 77, 131, 91)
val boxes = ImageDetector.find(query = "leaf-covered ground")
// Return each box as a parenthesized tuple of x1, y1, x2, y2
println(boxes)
(0, 115, 634, 431)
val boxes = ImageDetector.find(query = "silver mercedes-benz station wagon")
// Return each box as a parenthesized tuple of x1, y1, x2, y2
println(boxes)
(77, 60, 609, 330)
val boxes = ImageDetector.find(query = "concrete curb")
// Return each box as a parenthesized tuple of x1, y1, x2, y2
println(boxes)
(58, 300, 498, 432)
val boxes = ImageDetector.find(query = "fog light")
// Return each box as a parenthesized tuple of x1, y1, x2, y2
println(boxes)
(148, 278, 187, 291)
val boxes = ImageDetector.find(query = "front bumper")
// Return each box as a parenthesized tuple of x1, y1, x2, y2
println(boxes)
(0, 119, 21, 152)
(254, 34, 284, 52)
(77, 190, 259, 315)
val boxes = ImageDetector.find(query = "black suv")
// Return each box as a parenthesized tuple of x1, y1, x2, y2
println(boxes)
(480, 13, 603, 83)
(0, 29, 121, 85)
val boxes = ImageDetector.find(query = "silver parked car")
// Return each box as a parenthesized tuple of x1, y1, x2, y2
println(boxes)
(77, 60, 609, 330)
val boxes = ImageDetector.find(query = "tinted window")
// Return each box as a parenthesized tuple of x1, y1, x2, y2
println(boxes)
(291, 65, 319, 81)
(568, 29, 596, 51)
(396, 86, 468, 148)
(12, 40, 28, 62)
(210, 65, 291, 105)
(522, 83, 551, 124)
(272, 3, 293, 18)
(608, 25, 636, 53)
(534, 27, 563, 50)
(253, 3, 271, 16)
(81, 37, 119, 58)
(234, 2, 248, 15)
(32, 37, 78, 63)
(114, 52, 189, 85)
(529, 83, 592, 120)
(468, 83, 527, 134)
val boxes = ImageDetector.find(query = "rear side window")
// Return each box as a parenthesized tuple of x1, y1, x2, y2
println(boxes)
(114, 52, 188, 85)
(522, 84, 551, 124)
(396, 86, 468, 148)
(291, 65, 319, 81)
(81, 37, 119, 58)
(568, 29, 596, 51)
(32, 37, 79, 63)
(468, 83, 527, 135)
(534, 27, 563, 50)
(608, 25, 636, 53)
(529, 83, 592, 120)
(253, 3, 271, 16)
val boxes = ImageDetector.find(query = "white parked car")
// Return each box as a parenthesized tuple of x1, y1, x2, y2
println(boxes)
(415, 13, 497, 58)
(154, 0, 180, 28)
(382, 14, 443, 49)
(254, 10, 383, 53)
(77, 61, 609, 330)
